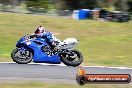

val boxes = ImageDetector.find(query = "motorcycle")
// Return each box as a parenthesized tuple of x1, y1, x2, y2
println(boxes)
(11, 34, 83, 66)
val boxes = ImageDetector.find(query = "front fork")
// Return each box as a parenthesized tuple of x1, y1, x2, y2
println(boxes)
(18, 47, 27, 55)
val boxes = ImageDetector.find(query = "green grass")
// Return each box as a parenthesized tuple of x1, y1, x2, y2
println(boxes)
(0, 12, 132, 67)
(0, 82, 131, 88)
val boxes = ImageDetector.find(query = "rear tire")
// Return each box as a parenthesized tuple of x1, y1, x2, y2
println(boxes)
(11, 48, 33, 64)
(60, 50, 83, 66)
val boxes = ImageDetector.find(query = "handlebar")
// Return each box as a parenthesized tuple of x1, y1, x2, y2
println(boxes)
(23, 34, 37, 39)
(23, 34, 30, 38)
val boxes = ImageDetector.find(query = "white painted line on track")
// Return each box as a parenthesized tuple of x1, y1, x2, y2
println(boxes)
(82, 65, 132, 70)
(0, 62, 132, 70)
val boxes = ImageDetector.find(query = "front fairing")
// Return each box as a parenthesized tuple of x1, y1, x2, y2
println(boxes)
(16, 37, 39, 49)
(16, 37, 25, 47)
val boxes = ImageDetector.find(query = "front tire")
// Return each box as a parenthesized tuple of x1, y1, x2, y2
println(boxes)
(11, 48, 33, 64)
(60, 50, 83, 66)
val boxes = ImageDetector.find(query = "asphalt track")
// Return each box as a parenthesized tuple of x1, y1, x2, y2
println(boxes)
(0, 62, 132, 84)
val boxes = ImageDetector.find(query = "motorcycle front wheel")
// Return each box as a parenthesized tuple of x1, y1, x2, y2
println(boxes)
(60, 50, 83, 66)
(11, 48, 33, 64)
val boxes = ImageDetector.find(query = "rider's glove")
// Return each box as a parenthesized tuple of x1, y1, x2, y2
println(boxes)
(29, 33, 37, 39)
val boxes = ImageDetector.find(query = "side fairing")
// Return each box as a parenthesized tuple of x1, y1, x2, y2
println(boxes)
(16, 38, 61, 64)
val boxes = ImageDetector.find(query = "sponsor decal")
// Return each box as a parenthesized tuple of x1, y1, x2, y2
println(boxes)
(21, 39, 31, 45)
(76, 67, 131, 85)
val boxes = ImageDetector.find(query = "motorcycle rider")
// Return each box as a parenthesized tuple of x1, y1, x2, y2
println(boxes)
(30, 26, 61, 50)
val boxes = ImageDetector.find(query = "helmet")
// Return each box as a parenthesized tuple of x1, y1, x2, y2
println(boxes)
(34, 26, 46, 35)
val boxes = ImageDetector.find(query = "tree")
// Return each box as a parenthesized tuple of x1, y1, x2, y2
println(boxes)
(78, 0, 97, 9)
(115, 0, 128, 11)
(55, 0, 67, 10)
(26, 0, 48, 9)
(0, 0, 23, 6)
(127, 0, 132, 12)
(56, 0, 97, 11)
(0, 0, 11, 5)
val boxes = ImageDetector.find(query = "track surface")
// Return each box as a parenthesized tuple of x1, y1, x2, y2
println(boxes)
(0, 63, 132, 84)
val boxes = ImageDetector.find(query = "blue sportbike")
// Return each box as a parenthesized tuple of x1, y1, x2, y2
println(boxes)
(11, 34, 83, 66)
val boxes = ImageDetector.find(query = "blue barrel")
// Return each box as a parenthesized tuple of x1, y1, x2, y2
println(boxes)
(85, 9, 92, 18)
(72, 9, 91, 20)
(78, 10, 86, 19)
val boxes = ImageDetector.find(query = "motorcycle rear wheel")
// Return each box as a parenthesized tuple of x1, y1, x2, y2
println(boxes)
(11, 48, 33, 64)
(60, 50, 83, 66)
